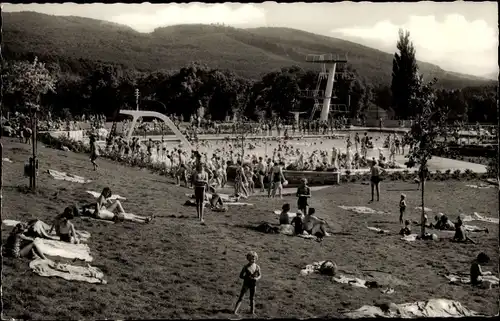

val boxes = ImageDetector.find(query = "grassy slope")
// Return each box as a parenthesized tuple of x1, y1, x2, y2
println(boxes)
(3, 12, 495, 88)
(1, 138, 498, 319)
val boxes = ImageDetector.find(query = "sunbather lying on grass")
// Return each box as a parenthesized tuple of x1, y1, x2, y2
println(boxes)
(82, 187, 153, 223)
(4, 223, 47, 259)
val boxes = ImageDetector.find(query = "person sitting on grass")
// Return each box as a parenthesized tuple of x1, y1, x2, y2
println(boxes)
(399, 220, 412, 236)
(431, 213, 454, 231)
(279, 203, 292, 225)
(470, 252, 492, 288)
(4, 223, 48, 260)
(303, 208, 329, 241)
(291, 211, 304, 235)
(49, 207, 80, 244)
(87, 187, 153, 223)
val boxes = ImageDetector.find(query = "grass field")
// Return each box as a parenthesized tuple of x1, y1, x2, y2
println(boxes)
(1, 138, 498, 319)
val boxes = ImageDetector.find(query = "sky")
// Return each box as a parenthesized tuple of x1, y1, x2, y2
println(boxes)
(3, 2, 498, 78)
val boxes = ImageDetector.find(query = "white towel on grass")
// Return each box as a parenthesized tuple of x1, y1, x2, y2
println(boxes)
(33, 238, 93, 262)
(48, 169, 91, 184)
(30, 258, 107, 284)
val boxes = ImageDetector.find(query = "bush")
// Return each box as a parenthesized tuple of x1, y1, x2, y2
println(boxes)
(452, 169, 461, 180)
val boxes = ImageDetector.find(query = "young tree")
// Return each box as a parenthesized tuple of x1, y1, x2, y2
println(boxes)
(391, 29, 419, 119)
(3, 57, 56, 109)
(404, 74, 449, 237)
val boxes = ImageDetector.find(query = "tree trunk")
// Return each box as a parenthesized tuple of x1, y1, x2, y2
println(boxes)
(420, 168, 425, 237)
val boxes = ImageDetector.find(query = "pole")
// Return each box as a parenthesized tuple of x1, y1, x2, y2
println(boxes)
(320, 62, 337, 122)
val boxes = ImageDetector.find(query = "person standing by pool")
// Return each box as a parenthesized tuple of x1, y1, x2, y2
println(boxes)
(370, 159, 384, 202)
(354, 133, 360, 154)
(257, 157, 267, 192)
(193, 162, 209, 223)
(296, 178, 311, 215)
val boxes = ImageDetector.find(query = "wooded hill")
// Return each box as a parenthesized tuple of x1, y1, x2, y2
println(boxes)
(2, 12, 495, 89)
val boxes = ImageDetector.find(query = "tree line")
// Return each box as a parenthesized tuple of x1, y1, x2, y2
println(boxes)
(2, 34, 497, 124)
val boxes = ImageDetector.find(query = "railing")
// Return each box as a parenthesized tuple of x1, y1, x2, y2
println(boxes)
(299, 89, 324, 98)
(306, 53, 348, 63)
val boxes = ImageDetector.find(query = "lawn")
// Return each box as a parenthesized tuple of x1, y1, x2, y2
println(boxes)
(1, 138, 498, 319)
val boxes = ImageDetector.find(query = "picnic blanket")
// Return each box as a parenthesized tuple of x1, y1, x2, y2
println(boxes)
(184, 199, 253, 207)
(48, 169, 91, 184)
(2, 219, 91, 242)
(367, 226, 390, 234)
(274, 210, 296, 220)
(342, 299, 483, 318)
(461, 212, 499, 224)
(87, 191, 127, 201)
(444, 274, 499, 286)
(466, 184, 494, 189)
(33, 238, 93, 262)
(30, 258, 107, 284)
(332, 275, 395, 293)
(339, 206, 389, 215)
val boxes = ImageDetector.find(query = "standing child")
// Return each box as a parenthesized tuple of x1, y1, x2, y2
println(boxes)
(399, 194, 407, 225)
(291, 211, 304, 235)
(234, 251, 261, 316)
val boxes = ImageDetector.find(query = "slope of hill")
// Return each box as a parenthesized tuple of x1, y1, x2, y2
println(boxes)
(2, 12, 495, 89)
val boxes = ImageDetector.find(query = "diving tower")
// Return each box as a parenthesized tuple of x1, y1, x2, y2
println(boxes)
(300, 53, 354, 121)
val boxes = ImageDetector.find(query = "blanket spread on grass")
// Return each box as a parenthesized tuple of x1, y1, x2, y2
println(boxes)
(184, 199, 253, 207)
(33, 238, 93, 262)
(278, 224, 318, 240)
(461, 212, 499, 224)
(445, 274, 499, 286)
(2, 219, 91, 242)
(338, 206, 389, 215)
(30, 258, 107, 284)
(367, 226, 390, 234)
(87, 191, 127, 201)
(466, 184, 494, 189)
(342, 299, 483, 318)
(415, 206, 432, 212)
(48, 169, 92, 183)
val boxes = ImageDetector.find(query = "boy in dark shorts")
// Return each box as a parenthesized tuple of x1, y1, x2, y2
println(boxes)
(291, 212, 304, 235)
(234, 251, 261, 315)
(399, 194, 407, 225)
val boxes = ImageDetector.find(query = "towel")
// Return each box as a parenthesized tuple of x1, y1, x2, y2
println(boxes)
(274, 210, 297, 220)
(33, 238, 93, 262)
(415, 206, 432, 212)
(466, 184, 493, 189)
(2, 219, 91, 242)
(445, 274, 499, 286)
(87, 191, 127, 201)
(339, 206, 388, 215)
(401, 234, 419, 242)
(367, 226, 390, 234)
(30, 258, 107, 284)
(2, 158, 13, 163)
(343, 299, 482, 318)
(226, 202, 254, 206)
(48, 169, 91, 184)
(461, 212, 499, 225)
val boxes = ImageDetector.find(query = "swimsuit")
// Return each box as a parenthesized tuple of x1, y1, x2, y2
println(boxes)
(59, 233, 72, 243)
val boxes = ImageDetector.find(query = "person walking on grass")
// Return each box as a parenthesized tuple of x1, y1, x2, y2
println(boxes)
(234, 251, 261, 316)
(89, 134, 99, 171)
